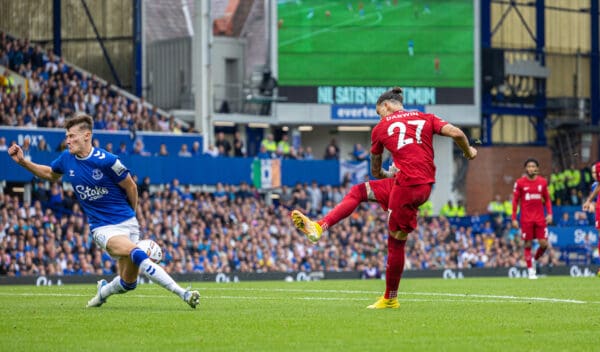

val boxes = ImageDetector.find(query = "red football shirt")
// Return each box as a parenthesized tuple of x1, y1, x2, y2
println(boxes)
(512, 175, 552, 223)
(370, 110, 448, 186)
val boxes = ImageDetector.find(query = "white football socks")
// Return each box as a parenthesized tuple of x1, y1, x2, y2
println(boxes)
(139, 259, 186, 299)
(100, 276, 127, 299)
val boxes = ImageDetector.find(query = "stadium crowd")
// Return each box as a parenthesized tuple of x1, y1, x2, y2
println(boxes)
(0, 32, 346, 160)
(0, 31, 188, 135)
(0, 178, 566, 278)
(0, 33, 586, 277)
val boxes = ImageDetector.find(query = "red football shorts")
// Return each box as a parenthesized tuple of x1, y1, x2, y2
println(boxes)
(365, 178, 394, 211)
(520, 221, 548, 241)
(387, 182, 433, 233)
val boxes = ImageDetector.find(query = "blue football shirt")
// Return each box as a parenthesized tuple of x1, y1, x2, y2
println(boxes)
(51, 147, 135, 230)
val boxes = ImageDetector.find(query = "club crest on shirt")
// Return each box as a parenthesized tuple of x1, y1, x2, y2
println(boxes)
(92, 169, 103, 180)
(69, 170, 75, 176)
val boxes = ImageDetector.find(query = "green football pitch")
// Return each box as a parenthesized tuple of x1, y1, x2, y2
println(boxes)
(278, 0, 474, 87)
(1, 277, 599, 351)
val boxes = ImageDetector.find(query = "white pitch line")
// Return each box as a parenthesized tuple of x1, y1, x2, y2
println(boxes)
(200, 287, 381, 294)
(279, 4, 403, 48)
(196, 287, 587, 304)
(407, 291, 586, 304)
(278, 1, 335, 18)
(0, 293, 89, 297)
(0, 288, 589, 304)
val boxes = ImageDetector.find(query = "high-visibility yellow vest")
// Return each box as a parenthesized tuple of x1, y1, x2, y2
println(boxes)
(440, 203, 457, 217)
(503, 200, 512, 217)
(261, 139, 277, 152)
(419, 200, 433, 217)
(277, 140, 290, 154)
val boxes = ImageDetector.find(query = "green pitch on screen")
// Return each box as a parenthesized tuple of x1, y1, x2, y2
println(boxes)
(278, 0, 474, 87)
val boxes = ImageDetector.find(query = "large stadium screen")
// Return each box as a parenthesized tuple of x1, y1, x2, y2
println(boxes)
(277, 0, 475, 106)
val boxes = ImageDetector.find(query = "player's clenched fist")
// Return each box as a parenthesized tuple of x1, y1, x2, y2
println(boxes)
(8, 144, 25, 164)
(8, 144, 24, 163)
(463, 146, 477, 160)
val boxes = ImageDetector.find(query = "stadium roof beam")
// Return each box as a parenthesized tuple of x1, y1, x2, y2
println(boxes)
(481, 0, 546, 146)
(53, 0, 61, 57)
(133, 0, 143, 97)
(491, 0, 591, 13)
(591, 0, 599, 126)
(192, 0, 213, 150)
(80, 0, 122, 88)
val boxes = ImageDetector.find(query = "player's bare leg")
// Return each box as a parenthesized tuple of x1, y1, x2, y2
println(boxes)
(87, 237, 138, 308)
(88, 236, 200, 308)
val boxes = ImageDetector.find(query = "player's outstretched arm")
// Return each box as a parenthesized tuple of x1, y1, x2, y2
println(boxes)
(440, 124, 477, 160)
(8, 144, 61, 182)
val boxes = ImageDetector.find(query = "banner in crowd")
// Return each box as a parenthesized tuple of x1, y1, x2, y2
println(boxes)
(252, 159, 281, 189)
(548, 226, 598, 247)
(339, 160, 368, 185)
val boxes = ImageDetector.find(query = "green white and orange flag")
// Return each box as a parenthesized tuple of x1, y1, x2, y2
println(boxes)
(252, 159, 281, 189)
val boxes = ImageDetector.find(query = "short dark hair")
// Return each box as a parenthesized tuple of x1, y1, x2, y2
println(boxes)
(65, 112, 93, 131)
(376, 87, 403, 105)
(524, 158, 539, 167)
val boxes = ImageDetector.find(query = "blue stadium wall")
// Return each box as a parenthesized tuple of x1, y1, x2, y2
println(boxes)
(0, 127, 341, 186)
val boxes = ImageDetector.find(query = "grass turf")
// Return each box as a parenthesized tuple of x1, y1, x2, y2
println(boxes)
(1, 276, 599, 351)
(277, 0, 474, 87)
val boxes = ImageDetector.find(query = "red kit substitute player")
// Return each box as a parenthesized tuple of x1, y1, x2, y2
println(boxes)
(512, 158, 553, 280)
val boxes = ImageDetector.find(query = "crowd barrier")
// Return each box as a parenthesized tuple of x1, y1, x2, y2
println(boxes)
(0, 151, 342, 186)
(0, 126, 203, 156)
(1, 265, 598, 286)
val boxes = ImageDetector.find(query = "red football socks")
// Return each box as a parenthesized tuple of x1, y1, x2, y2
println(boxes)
(319, 184, 367, 231)
(384, 237, 406, 299)
(524, 247, 532, 268)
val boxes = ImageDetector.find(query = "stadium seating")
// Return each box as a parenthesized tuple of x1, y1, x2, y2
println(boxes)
(0, 180, 572, 277)
(0, 31, 187, 133)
